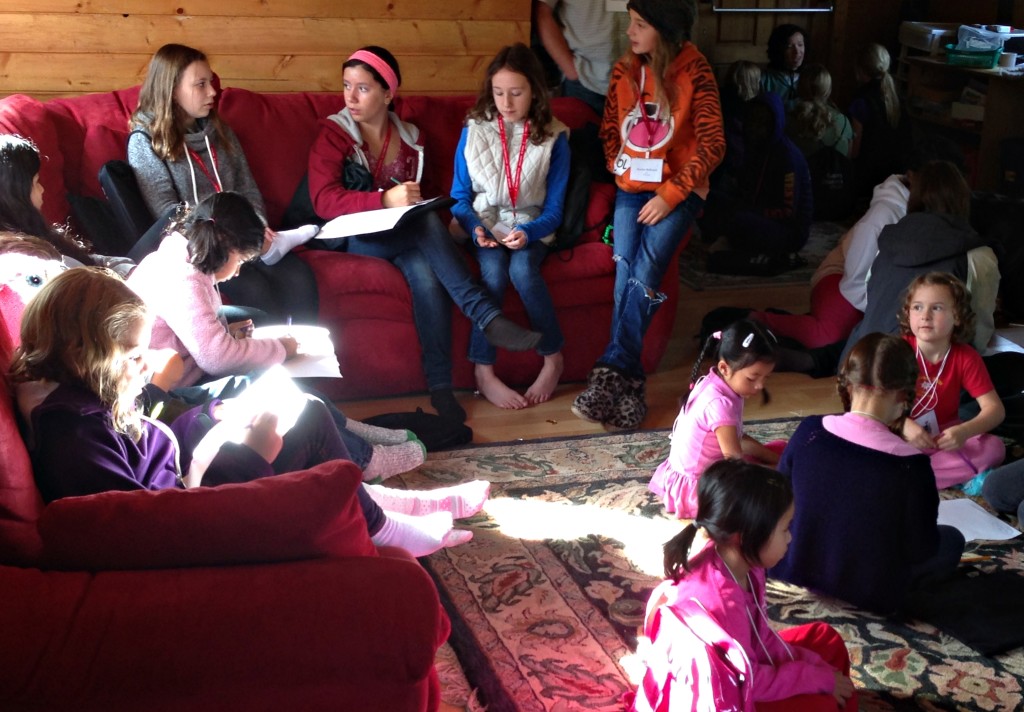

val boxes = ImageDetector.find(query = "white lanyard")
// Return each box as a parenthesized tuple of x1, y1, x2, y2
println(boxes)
(911, 344, 951, 419)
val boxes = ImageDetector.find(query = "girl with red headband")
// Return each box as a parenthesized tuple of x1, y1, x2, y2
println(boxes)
(307, 46, 541, 423)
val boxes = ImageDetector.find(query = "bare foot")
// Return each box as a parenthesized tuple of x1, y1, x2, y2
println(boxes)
(525, 352, 564, 405)
(475, 364, 528, 409)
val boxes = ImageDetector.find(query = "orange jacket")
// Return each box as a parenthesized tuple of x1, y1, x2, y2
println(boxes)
(600, 43, 725, 208)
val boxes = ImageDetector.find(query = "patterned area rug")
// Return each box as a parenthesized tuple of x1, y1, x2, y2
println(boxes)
(680, 221, 846, 291)
(397, 421, 1024, 711)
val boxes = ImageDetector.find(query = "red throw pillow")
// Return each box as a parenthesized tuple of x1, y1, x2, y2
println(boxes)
(39, 461, 378, 570)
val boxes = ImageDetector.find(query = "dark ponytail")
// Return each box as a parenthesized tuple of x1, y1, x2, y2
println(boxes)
(172, 191, 265, 275)
(663, 459, 793, 581)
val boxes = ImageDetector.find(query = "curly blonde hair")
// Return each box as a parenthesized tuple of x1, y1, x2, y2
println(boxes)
(897, 271, 975, 345)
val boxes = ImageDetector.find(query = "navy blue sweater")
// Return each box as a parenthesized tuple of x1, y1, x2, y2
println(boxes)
(770, 416, 940, 614)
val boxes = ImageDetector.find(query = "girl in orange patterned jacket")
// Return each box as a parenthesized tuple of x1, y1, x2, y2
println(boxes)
(572, 0, 724, 430)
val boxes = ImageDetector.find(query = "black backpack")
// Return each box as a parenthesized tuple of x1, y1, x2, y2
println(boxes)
(807, 120, 856, 221)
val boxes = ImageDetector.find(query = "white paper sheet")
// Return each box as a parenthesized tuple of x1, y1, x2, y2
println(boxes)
(185, 365, 311, 487)
(937, 498, 1021, 542)
(251, 324, 341, 378)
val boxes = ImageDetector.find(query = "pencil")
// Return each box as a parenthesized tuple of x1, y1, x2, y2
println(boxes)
(390, 177, 402, 185)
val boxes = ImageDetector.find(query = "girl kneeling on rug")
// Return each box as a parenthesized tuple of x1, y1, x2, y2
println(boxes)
(898, 272, 1005, 489)
(12, 268, 486, 556)
(650, 319, 784, 519)
(629, 460, 857, 711)
(771, 333, 965, 615)
(571, 0, 725, 429)
(450, 43, 569, 410)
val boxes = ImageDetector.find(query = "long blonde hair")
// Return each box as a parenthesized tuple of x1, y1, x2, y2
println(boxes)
(9, 268, 149, 439)
(858, 43, 900, 129)
(789, 63, 835, 139)
(131, 43, 232, 161)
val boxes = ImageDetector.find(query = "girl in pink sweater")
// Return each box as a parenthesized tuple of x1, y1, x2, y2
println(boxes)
(631, 460, 857, 712)
(128, 191, 427, 481)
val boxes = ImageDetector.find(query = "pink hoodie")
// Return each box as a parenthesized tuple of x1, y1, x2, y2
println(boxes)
(651, 540, 836, 702)
(128, 232, 285, 388)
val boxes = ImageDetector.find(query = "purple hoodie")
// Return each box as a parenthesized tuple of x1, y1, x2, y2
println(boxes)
(18, 382, 270, 503)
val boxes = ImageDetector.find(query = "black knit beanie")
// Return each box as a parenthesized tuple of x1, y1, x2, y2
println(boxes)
(626, 0, 696, 46)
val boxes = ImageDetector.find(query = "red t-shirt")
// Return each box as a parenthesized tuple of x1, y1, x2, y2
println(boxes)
(904, 335, 994, 426)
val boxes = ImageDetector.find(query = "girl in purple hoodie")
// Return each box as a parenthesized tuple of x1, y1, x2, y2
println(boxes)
(632, 460, 856, 712)
(12, 268, 487, 557)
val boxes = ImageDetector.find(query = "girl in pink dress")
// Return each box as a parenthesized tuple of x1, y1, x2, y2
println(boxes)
(650, 319, 782, 519)
(899, 272, 1005, 488)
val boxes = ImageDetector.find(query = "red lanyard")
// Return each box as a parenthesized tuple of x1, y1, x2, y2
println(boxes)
(637, 66, 658, 151)
(371, 122, 393, 185)
(187, 145, 221, 192)
(498, 119, 530, 221)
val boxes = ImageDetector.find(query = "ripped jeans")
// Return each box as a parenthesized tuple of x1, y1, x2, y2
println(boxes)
(599, 190, 704, 377)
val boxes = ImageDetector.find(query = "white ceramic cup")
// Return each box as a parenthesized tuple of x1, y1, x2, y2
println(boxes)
(999, 52, 1018, 67)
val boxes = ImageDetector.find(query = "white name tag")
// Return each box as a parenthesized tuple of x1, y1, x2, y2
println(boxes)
(630, 157, 664, 182)
(914, 410, 939, 436)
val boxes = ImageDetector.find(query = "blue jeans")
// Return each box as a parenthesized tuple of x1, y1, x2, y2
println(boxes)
(599, 190, 703, 377)
(468, 240, 563, 364)
(345, 211, 502, 391)
(179, 375, 373, 469)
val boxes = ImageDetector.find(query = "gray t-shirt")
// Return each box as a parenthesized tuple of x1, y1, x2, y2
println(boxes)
(541, 0, 629, 96)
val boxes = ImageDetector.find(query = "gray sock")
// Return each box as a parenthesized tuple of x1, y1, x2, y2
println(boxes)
(362, 440, 427, 482)
(345, 419, 414, 445)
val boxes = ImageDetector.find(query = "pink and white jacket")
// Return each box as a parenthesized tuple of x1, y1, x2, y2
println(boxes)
(651, 540, 836, 703)
(127, 232, 285, 388)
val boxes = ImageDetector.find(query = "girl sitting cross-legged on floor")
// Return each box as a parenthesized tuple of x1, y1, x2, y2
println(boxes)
(898, 272, 1005, 489)
(650, 319, 785, 519)
(771, 332, 966, 615)
(628, 459, 857, 712)
(127, 191, 427, 482)
(11, 267, 489, 557)
(450, 43, 569, 410)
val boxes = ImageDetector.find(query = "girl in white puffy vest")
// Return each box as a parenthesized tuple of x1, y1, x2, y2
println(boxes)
(450, 43, 570, 410)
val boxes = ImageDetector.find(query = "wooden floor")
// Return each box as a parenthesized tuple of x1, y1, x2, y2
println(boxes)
(338, 281, 842, 442)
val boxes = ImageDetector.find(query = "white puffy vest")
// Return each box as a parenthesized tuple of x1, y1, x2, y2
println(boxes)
(464, 117, 568, 243)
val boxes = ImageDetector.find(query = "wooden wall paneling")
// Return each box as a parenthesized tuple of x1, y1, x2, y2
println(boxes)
(0, 15, 527, 55)
(0, 0, 530, 99)
(0, 0, 527, 20)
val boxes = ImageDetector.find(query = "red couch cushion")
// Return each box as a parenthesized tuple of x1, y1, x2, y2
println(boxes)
(219, 88, 344, 228)
(0, 94, 71, 226)
(39, 462, 377, 570)
(0, 292, 44, 566)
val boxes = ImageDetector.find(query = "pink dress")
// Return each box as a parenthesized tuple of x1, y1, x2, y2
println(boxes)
(650, 370, 743, 518)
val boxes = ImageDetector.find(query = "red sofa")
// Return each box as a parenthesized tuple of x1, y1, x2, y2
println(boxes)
(0, 295, 450, 711)
(0, 88, 683, 400)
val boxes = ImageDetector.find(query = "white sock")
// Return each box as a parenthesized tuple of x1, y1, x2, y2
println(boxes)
(261, 224, 320, 266)
(370, 511, 474, 557)
(365, 480, 490, 519)
(345, 419, 415, 445)
(362, 440, 426, 482)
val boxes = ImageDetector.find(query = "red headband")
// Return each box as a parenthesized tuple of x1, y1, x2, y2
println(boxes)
(348, 50, 399, 96)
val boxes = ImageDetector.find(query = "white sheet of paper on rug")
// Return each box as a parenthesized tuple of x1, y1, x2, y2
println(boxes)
(937, 498, 1021, 541)
(984, 327, 1024, 356)
(185, 365, 309, 487)
(251, 324, 341, 378)
(314, 196, 449, 240)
